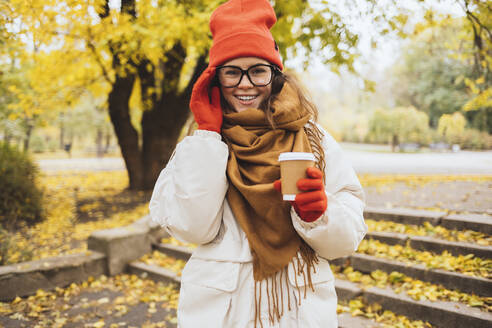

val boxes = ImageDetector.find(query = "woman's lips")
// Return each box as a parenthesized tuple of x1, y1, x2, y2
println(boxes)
(235, 95, 258, 105)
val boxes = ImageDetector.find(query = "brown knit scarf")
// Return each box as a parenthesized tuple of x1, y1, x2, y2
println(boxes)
(221, 82, 319, 326)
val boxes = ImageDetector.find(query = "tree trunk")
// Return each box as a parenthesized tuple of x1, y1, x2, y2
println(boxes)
(141, 95, 190, 189)
(104, 129, 111, 153)
(136, 48, 207, 190)
(96, 128, 103, 157)
(23, 119, 33, 152)
(391, 134, 399, 152)
(59, 112, 65, 149)
(107, 74, 144, 190)
(4, 128, 11, 145)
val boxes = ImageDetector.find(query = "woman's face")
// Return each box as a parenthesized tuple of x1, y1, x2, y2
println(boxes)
(218, 57, 273, 113)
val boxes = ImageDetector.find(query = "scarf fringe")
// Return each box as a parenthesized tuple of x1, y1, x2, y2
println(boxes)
(254, 244, 319, 328)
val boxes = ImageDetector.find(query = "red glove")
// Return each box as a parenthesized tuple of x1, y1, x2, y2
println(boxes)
(273, 167, 328, 222)
(190, 67, 223, 133)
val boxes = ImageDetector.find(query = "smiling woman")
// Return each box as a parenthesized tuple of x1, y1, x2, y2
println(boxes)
(149, 0, 367, 327)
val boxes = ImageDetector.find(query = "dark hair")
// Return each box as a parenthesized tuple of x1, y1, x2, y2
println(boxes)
(270, 68, 286, 95)
(264, 71, 326, 178)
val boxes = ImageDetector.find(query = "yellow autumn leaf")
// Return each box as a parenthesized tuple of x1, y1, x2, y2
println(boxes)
(474, 75, 485, 84)
(93, 320, 105, 328)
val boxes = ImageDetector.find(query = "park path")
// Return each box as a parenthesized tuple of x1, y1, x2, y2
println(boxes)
(344, 148, 492, 175)
(36, 145, 492, 175)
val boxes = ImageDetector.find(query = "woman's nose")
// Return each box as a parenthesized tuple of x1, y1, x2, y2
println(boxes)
(237, 74, 254, 88)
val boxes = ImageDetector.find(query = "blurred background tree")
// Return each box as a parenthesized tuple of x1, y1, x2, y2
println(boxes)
(391, 0, 491, 132)
(438, 112, 467, 144)
(1, 0, 411, 190)
(391, 23, 472, 128)
(1, 0, 490, 189)
(367, 107, 430, 151)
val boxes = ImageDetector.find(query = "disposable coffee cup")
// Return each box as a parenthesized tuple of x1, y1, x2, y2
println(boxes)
(278, 152, 315, 201)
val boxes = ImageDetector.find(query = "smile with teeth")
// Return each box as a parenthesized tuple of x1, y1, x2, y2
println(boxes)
(236, 95, 258, 101)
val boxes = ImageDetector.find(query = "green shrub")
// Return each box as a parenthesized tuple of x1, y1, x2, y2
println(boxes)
(0, 143, 44, 230)
(30, 135, 59, 153)
(367, 107, 431, 146)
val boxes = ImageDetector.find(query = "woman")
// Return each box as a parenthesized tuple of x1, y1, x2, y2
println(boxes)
(149, 0, 367, 327)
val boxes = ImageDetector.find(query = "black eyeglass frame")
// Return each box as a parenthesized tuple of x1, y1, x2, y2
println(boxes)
(215, 64, 280, 88)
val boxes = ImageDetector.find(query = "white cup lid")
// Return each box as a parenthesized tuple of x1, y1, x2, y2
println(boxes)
(278, 152, 315, 162)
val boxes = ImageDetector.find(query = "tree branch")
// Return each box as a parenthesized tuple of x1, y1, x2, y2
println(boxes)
(161, 42, 187, 97)
(461, 0, 492, 43)
(86, 27, 113, 84)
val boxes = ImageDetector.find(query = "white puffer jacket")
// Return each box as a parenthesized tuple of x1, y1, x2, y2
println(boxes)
(150, 126, 367, 328)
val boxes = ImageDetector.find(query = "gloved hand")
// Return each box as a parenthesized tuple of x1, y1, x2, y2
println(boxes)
(273, 167, 328, 222)
(190, 67, 223, 133)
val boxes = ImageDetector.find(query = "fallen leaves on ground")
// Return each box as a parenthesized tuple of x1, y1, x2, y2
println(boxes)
(333, 266, 491, 311)
(357, 239, 492, 279)
(139, 251, 187, 276)
(1, 171, 150, 265)
(358, 174, 492, 189)
(366, 219, 492, 246)
(0, 274, 179, 327)
(160, 237, 196, 249)
(337, 297, 433, 328)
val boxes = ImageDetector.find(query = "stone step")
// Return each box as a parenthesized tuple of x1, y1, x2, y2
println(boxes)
(153, 243, 193, 261)
(365, 231, 408, 246)
(128, 260, 181, 285)
(0, 251, 107, 301)
(364, 207, 492, 234)
(362, 283, 492, 328)
(337, 313, 381, 328)
(441, 213, 492, 235)
(409, 235, 492, 259)
(129, 260, 492, 328)
(350, 253, 491, 297)
(366, 231, 492, 259)
(337, 278, 492, 328)
(364, 206, 446, 226)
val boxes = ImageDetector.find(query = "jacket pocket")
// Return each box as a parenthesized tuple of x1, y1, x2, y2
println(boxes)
(182, 258, 240, 291)
(178, 258, 240, 328)
(287, 256, 338, 328)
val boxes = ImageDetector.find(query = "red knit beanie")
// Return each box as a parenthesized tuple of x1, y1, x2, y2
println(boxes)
(209, 0, 283, 70)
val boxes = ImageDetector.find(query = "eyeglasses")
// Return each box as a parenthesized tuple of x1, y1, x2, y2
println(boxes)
(216, 64, 278, 88)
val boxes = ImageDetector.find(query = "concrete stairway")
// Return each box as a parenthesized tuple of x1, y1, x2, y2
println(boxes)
(128, 207, 492, 328)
